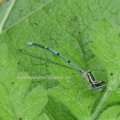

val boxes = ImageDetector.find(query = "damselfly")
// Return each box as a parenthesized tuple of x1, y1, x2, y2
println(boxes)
(26, 42, 105, 90)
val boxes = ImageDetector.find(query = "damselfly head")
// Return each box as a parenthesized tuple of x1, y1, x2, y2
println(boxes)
(98, 81, 105, 87)
(92, 81, 105, 91)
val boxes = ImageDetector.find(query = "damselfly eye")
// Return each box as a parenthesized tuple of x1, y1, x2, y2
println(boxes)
(91, 81, 105, 90)
(92, 84, 97, 89)
(99, 81, 105, 86)
(97, 81, 105, 89)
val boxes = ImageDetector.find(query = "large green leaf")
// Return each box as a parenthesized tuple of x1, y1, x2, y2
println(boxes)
(0, 44, 48, 120)
(0, 0, 52, 32)
(0, 0, 120, 120)
(89, 20, 120, 120)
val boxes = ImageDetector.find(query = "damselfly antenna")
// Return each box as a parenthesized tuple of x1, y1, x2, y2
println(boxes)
(26, 42, 105, 90)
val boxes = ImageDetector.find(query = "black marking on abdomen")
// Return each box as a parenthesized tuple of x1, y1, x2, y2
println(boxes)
(57, 53, 60, 55)
(67, 60, 71, 63)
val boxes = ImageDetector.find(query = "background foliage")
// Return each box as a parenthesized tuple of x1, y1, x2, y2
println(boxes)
(0, 0, 120, 120)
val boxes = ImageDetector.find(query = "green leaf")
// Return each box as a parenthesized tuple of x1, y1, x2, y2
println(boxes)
(21, 85, 48, 120)
(47, 87, 89, 120)
(0, 44, 48, 120)
(0, 83, 15, 120)
(2, 0, 52, 30)
(0, 0, 120, 120)
(89, 20, 120, 120)
(46, 96, 78, 120)
(90, 20, 120, 91)
(37, 113, 50, 120)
